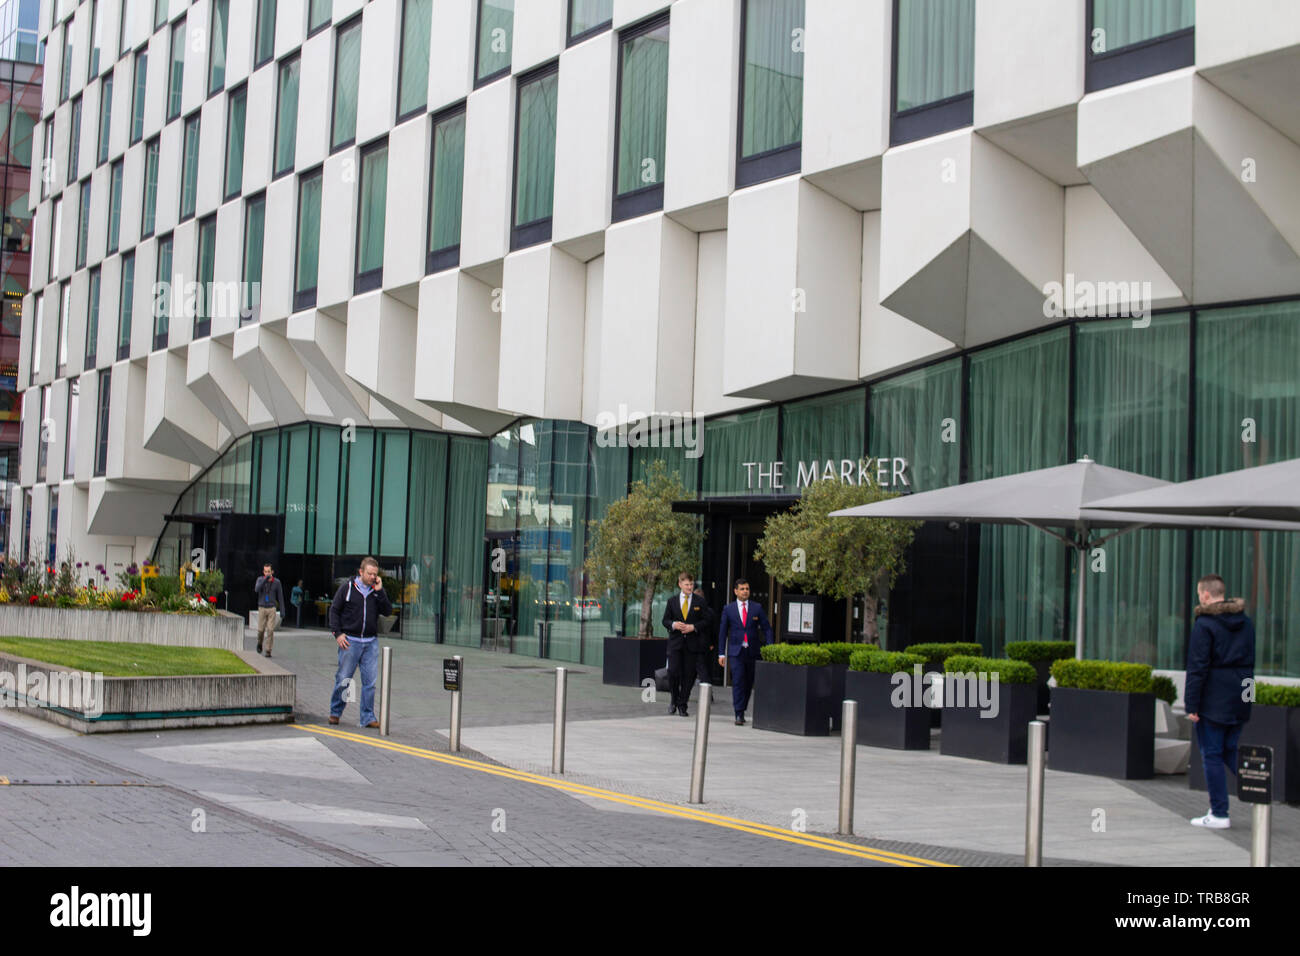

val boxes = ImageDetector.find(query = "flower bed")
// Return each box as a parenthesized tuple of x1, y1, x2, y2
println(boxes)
(0, 560, 223, 616)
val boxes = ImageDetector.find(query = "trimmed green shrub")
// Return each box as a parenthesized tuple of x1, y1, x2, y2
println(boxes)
(147, 575, 181, 600)
(817, 642, 864, 665)
(904, 642, 983, 672)
(1151, 675, 1177, 705)
(943, 654, 1037, 684)
(1256, 683, 1300, 708)
(1051, 659, 1153, 694)
(759, 643, 832, 667)
(849, 649, 925, 674)
(1005, 641, 1075, 663)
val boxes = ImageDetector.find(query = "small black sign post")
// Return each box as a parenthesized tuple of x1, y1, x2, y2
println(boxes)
(443, 658, 462, 692)
(444, 656, 463, 752)
(1238, 744, 1272, 867)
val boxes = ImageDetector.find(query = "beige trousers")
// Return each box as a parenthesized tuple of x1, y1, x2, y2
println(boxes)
(257, 606, 278, 652)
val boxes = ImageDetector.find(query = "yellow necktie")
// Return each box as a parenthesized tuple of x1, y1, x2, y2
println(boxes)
(681, 595, 688, 619)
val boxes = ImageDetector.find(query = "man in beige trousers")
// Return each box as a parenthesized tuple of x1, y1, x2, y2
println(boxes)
(254, 564, 286, 658)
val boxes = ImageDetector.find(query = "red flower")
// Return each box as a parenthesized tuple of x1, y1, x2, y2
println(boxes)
(28, 595, 38, 604)
(207, 596, 217, 603)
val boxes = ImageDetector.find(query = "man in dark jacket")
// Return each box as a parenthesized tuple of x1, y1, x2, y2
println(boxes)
(661, 572, 713, 717)
(327, 557, 393, 729)
(1185, 573, 1255, 829)
(254, 564, 286, 657)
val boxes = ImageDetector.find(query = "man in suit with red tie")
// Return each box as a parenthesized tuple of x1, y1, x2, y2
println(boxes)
(716, 578, 773, 725)
(662, 571, 713, 717)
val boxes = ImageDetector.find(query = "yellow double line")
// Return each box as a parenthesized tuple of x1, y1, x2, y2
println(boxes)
(293, 724, 953, 867)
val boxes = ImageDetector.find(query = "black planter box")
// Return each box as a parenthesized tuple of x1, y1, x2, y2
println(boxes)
(940, 678, 1037, 764)
(602, 636, 668, 687)
(1047, 686, 1154, 779)
(845, 669, 930, 750)
(827, 662, 848, 732)
(753, 660, 831, 736)
(1188, 705, 1300, 803)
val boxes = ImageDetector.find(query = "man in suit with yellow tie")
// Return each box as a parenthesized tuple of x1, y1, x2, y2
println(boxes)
(662, 571, 712, 717)
(716, 578, 773, 725)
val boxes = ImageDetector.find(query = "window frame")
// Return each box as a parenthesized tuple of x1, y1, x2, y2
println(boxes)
(611, 12, 670, 223)
(509, 61, 559, 252)
(56, 283, 69, 377)
(353, 136, 389, 296)
(396, 0, 432, 124)
(889, 0, 975, 147)
(193, 213, 216, 339)
(64, 378, 80, 479)
(273, 54, 300, 179)
(96, 73, 113, 164)
(329, 14, 363, 154)
(48, 196, 63, 282)
(255, 0, 278, 69)
(242, 191, 266, 324)
(87, 0, 102, 79)
(131, 49, 147, 144)
(178, 111, 201, 222)
(166, 19, 185, 122)
(140, 136, 160, 238)
(154, 0, 170, 32)
(308, 0, 333, 38)
(154, 231, 173, 350)
(473, 0, 513, 89)
(85, 266, 102, 371)
(106, 158, 123, 254)
(94, 368, 111, 478)
(224, 83, 247, 199)
(293, 167, 323, 312)
(75, 178, 91, 270)
(1084, 0, 1195, 93)
(425, 101, 466, 275)
(735, 0, 805, 188)
(117, 251, 135, 360)
(67, 94, 82, 181)
(567, 0, 614, 46)
(208, 0, 230, 96)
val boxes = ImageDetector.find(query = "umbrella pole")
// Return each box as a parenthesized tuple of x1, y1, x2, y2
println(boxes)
(1074, 544, 1086, 660)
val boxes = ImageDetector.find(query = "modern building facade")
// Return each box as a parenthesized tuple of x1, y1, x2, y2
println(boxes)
(14, 0, 1300, 677)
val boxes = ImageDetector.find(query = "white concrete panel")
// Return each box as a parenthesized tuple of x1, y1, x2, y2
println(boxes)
(296, 29, 333, 172)
(499, 244, 586, 419)
(460, 79, 514, 271)
(275, 0, 308, 61)
(1063, 186, 1186, 311)
(580, 255, 603, 426)
(153, 114, 182, 237)
(285, 310, 372, 423)
(382, 117, 428, 290)
(357, 0, 400, 148)
(1196, 0, 1300, 68)
(225, 0, 254, 86)
(141, 27, 168, 146)
(211, 200, 244, 338)
(169, 218, 197, 348)
(553, 30, 615, 248)
(429, 0, 476, 112)
(693, 229, 754, 418)
(974, 0, 1084, 130)
(109, 60, 133, 163)
(186, 336, 249, 434)
(802, 0, 889, 186)
(241, 61, 275, 198)
(261, 176, 296, 322)
(195, 94, 225, 220)
(75, 372, 98, 484)
(143, 349, 220, 465)
(112, 359, 194, 486)
(613, 0, 672, 29)
(343, 291, 441, 427)
(232, 321, 308, 422)
(1077, 69, 1196, 169)
(663, 0, 740, 225)
(180, 6, 207, 119)
(513, 0, 565, 74)
(130, 238, 157, 360)
(87, 163, 111, 267)
(317, 150, 359, 310)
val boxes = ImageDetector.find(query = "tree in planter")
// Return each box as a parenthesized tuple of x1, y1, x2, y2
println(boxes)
(754, 477, 917, 644)
(584, 460, 704, 638)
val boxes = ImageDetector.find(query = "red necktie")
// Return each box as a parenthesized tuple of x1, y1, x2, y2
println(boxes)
(741, 602, 747, 627)
(741, 602, 748, 647)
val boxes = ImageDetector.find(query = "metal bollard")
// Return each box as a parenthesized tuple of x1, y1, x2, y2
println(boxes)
(379, 645, 393, 736)
(1251, 804, 1271, 867)
(1025, 720, 1046, 867)
(689, 682, 712, 804)
(449, 654, 463, 753)
(552, 667, 568, 774)
(839, 700, 858, 835)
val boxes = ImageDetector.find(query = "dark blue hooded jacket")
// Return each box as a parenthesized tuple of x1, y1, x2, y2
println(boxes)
(1184, 598, 1255, 725)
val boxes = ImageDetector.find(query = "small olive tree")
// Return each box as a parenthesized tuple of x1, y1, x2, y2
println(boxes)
(585, 460, 705, 638)
(754, 475, 918, 644)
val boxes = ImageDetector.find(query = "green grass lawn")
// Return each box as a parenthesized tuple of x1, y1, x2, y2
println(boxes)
(0, 636, 257, 677)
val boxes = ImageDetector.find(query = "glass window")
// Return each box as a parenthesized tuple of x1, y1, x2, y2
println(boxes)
(702, 407, 778, 496)
(106, 159, 123, 254)
(119, 0, 140, 56)
(131, 50, 147, 142)
(37, 385, 50, 480)
(154, 233, 172, 348)
(76, 180, 90, 269)
(892, 0, 975, 144)
(65, 380, 79, 478)
(340, 429, 374, 554)
(141, 137, 159, 236)
(475, 0, 513, 85)
(427, 106, 465, 271)
(224, 85, 246, 198)
(194, 215, 215, 337)
(404, 432, 448, 641)
(783, 389, 865, 480)
(60, 24, 73, 103)
(67, 95, 81, 179)
(87, 0, 103, 78)
(294, 169, 322, 309)
(255, 0, 277, 68)
(397, 0, 432, 120)
(309, 0, 332, 36)
(167, 20, 184, 120)
(31, 295, 43, 376)
(569, 0, 613, 42)
(94, 369, 110, 476)
(331, 17, 361, 150)
(208, 0, 229, 94)
(49, 196, 63, 280)
(85, 268, 102, 369)
(154, 0, 169, 30)
(309, 425, 341, 553)
(179, 113, 199, 220)
(274, 56, 298, 177)
(512, 66, 558, 245)
(613, 16, 668, 218)
(97, 74, 113, 163)
(375, 431, 410, 556)
(41, 119, 53, 199)
(242, 194, 265, 322)
(118, 252, 135, 359)
(739, 0, 804, 172)
(57, 284, 70, 373)
(1092, 0, 1193, 53)
(355, 140, 388, 293)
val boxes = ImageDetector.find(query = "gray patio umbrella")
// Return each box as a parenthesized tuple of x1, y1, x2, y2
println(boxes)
(1086, 457, 1300, 522)
(829, 457, 1300, 659)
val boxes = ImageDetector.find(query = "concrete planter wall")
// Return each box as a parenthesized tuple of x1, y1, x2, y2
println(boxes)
(0, 651, 294, 733)
(0, 606, 242, 651)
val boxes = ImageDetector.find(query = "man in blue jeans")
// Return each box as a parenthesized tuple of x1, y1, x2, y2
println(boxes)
(1185, 573, 1255, 829)
(328, 557, 392, 729)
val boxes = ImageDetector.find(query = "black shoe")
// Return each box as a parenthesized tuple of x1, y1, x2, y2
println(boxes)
(680, 708, 689, 718)
(669, 704, 679, 715)
(256, 644, 262, 653)
(264, 651, 272, 658)
(735, 715, 745, 725)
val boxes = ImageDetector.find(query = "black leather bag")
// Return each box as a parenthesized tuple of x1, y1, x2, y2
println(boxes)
(654, 666, 671, 692)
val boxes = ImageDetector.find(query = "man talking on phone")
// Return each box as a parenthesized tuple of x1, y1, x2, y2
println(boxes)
(328, 557, 392, 729)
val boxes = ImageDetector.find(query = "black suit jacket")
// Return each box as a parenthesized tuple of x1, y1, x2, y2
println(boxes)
(662, 591, 714, 653)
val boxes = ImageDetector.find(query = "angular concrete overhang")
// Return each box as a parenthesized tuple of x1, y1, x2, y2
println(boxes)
(1078, 69, 1300, 304)
(107, 360, 193, 491)
(143, 349, 222, 467)
(879, 130, 1064, 349)
(285, 309, 374, 426)
(1196, 1, 1300, 146)
(413, 269, 515, 436)
(498, 244, 586, 421)
(723, 177, 864, 400)
(344, 291, 444, 430)
(185, 337, 250, 437)
(232, 319, 309, 424)
(87, 478, 180, 538)
(596, 213, 698, 423)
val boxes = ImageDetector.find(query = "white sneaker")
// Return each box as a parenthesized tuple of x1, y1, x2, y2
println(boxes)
(1190, 812, 1230, 829)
